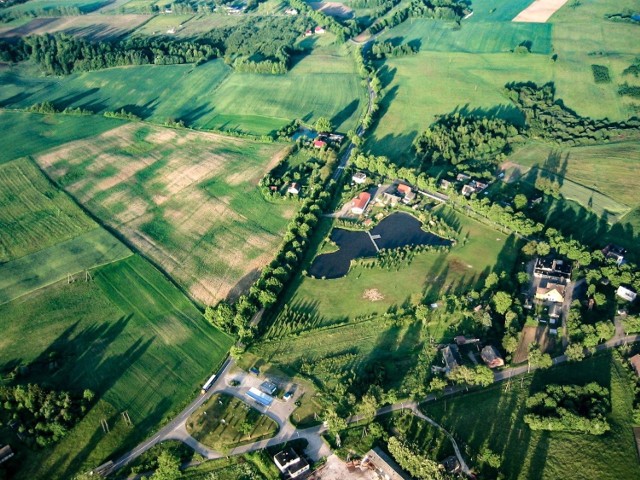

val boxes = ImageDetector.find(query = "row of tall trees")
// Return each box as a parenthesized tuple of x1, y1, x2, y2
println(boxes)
(369, 0, 468, 34)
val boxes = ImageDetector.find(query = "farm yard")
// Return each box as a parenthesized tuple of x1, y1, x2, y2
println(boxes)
(0, 254, 233, 479)
(0, 46, 365, 136)
(34, 122, 296, 305)
(421, 353, 638, 480)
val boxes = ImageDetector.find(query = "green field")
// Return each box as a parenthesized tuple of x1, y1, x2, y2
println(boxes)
(0, 157, 97, 261)
(508, 140, 640, 221)
(0, 254, 233, 479)
(186, 393, 279, 451)
(369, 0, 640, 161)
(0, 0, 109, 15)
(0, 46, 365, 135)
(421, 353, 638, 480)
(0, 111, 124, 165)
(252, 208, 519, 393)
(282, 207, 519, 322)
(34, 122, 295, 305)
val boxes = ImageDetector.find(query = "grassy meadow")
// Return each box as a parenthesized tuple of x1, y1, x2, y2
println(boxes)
(368, 0, 640, 161)
(251, 208, 520, 393)
(0, 111, 124, 165)
(186, 394, 279, 451)
(0, 254, 233, 480)
(0, 46, 365, 135)
(34, 122, 295, 305)
(421, 352, 638, 480)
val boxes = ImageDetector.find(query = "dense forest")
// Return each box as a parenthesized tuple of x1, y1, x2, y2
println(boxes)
(0, 15, 311, 75)
(369, 0, 469, 34)
(0, 384, 94, 448)
(371, 40, 419, 58)
(413, 114, 519, 167)
(524, 383, 610, 435)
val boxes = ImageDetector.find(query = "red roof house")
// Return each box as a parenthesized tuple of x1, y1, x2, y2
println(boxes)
(313, 139, 327, 148)
(397, 183, 412, 195)
(351, 192, 371, 215)
(315, 26, 326, 34)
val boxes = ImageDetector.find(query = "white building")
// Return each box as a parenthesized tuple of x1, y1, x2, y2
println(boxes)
(617, 285, 637, 302)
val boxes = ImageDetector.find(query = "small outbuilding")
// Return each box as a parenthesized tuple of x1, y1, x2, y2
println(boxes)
(616, 285, 637, 302)
(0, 445, 14, 465)
(287, 182, 300, 195)
(481, 345, 504, 368)
(352, 172, 367, 184)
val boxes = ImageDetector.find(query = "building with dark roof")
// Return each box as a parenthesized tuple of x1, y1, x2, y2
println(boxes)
(481, 345, 504, 368)
(274, 448, 309, 478)
(0, 445, 14, 465)
(533, 257, 572, 282)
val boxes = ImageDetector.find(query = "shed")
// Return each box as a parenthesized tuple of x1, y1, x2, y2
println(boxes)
(0, 445, 14, 465)
(246, 387, 273, 407)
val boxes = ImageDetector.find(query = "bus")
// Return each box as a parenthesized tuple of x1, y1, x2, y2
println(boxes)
(201, 374, 216, 394)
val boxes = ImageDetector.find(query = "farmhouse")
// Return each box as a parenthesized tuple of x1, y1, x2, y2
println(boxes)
(461, 184, 476, 197)
(533, 257, 572, 282)
(315, 26, 326, 34)
(274, 448, 309, 478)
(481, 345, 505, 368)
(351, 192, 371, 215)
(313, 139, 327, 148)
(287, 183, 300, 195)
(629, 354, 640, 377)
(305, 29, 313, 36)
(616, 285, 637, 302)
(535, 282, 566, 303)
(456, 173, 471, 182)
(285, 8, 299, 15)
(352, 172, 367, 184)
(362, 447, 412, 480)
(440, 179, 452, 190)
(442, 344, 462, 372)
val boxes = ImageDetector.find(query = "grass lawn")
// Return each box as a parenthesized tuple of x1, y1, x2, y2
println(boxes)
(186, 394, 279, 452)
(421, 352, 638, 479)
(280, 207, 520, 322)
(0, 45, 365, 135)
(0, 157, 97, 261)
(0, 111, 124, 165)
(0, 254, 233, 480)
(35, 122, 295, 305)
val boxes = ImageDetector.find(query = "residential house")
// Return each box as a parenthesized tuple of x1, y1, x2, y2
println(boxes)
(439, 179, 452, 190)
(535, 282, 566, 303)
(259, 381, 278, 396)
(442, 344, 462, 372)
(602, 244, 626, 265)
(351, 192, 371, 215)
(461, 184, 476, 197)
(533, 257, 572, 282)
(274, 448, 309, 478)
(361, 447, 412, 480)
(304, 29, 313, 36)
(471, 180, 488, 191)
(456, 173, 470, 182)
(315, 26, 326, 34)
(397, 183, 412, 195)
(381, 192, 401, 207)
(629, 354, 640, 377)
(440, 456, 461, 474)
(402, 191, 416, 204)
(0, 445, 13, 465)
(352, 172, 367, 184)
(481, 345, 504, 368)
(284, 8, 298, 15)
(313, 139, 327, 148)
(287, 182, 299, 195)
(617, 285, 637, 302)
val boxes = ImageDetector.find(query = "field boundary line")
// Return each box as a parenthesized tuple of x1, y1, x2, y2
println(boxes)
(28, 156, 208, 311)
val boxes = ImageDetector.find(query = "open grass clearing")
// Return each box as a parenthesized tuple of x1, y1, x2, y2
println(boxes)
(0, 111, 124, 165)
(132, 13, 195, 35)
(35, 122, 295, 305)
(279, 207, 520, 323)
(421, 352, 638, 479)
(0, 157, 97, 262)
(0, 14, 149, 40)
(0, 46, 365, 135)
(0, 254, 233, 479)
(0, 227, 131, 305)
(186, 393, 279, 452)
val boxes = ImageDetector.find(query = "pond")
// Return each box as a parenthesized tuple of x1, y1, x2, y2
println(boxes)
(309, 212, 451, 279)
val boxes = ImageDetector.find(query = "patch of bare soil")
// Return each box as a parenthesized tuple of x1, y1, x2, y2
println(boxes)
(308, 2, 354, 18)
(363, 288, 384, 301)
(513, 325, 555, 364)
(512, 0, 569, 23)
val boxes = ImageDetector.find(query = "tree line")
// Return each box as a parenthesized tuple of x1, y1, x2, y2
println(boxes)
(369, 0, 468, 35)
(504, 82, 640, 145)
(1, 15, 312, 75)
(371, 40, 419, 59)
